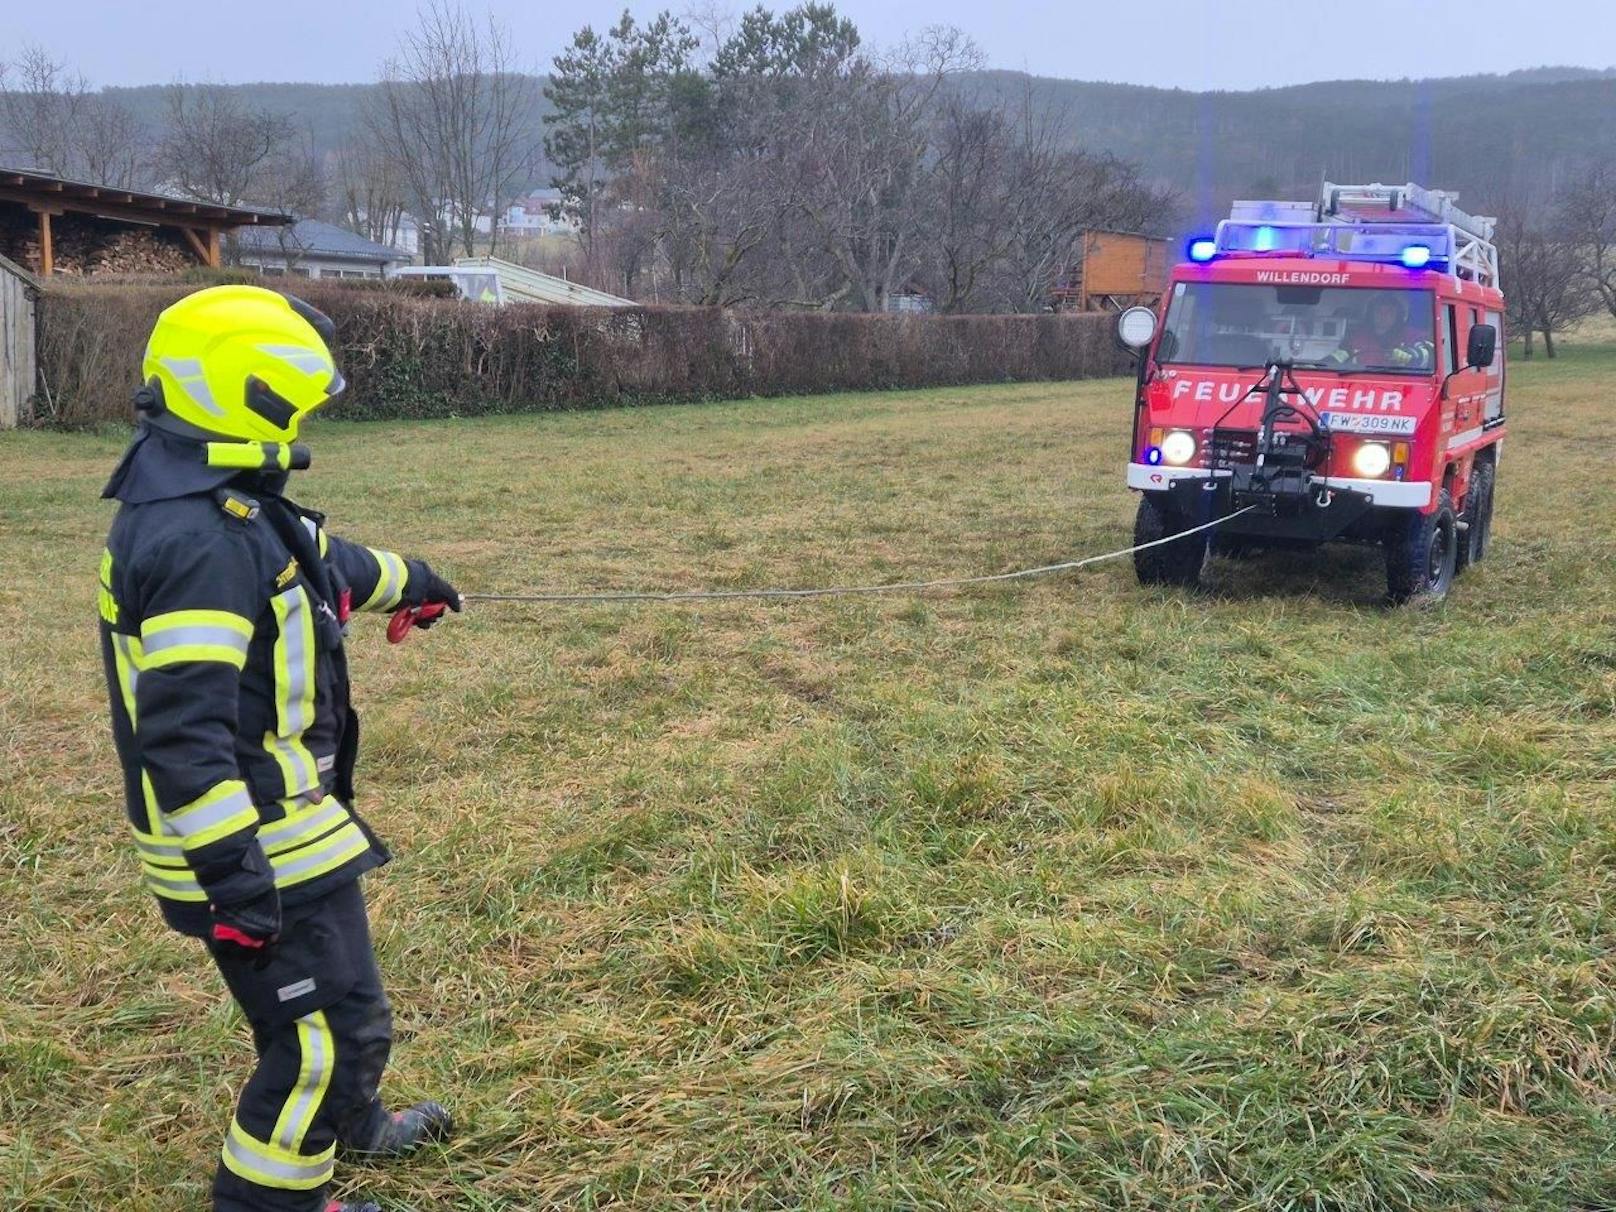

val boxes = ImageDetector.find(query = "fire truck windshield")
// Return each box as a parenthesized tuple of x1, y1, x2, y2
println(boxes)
(1158, 282, 1435, 373)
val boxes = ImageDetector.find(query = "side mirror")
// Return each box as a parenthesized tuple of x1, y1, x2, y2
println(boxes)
(1467, 323, 1496, 369)
(1116, 305, 1158, 352)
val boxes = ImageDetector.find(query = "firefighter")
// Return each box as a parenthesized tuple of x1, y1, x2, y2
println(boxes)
(1328, 294, 1434, 370)
(98, 285, 462, 1212)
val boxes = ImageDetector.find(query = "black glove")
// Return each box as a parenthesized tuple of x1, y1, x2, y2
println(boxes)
(403, 560, 462, 629)
(210, 884, 282, 955)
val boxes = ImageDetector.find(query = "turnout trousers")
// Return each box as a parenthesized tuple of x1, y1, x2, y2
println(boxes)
(206, 880, 392, 1212)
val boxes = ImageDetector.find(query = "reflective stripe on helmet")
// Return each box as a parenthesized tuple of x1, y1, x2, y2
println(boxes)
(206, 441, 295, 471)
(257, 343, 334, 377)
(160, 356, 226, 418)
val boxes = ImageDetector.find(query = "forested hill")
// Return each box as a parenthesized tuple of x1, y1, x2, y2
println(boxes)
(962, 67, 1616, 219)
(94, 65, 1616, 215)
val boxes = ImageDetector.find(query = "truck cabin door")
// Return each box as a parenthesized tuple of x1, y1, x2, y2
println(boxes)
(1444, 302, 1493, 438)
(1483, 308, 1506, 424)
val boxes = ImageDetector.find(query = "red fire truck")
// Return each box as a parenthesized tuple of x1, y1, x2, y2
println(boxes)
(1117, 182, 1505, 602)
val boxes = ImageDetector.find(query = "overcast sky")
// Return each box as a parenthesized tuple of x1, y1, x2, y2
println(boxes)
(12, 0, 1616, 91)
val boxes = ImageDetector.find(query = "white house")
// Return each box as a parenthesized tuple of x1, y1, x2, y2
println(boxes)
(390, 209, 497, 257)
(232, 219, 404, 280)
(500, 189, 577, 237)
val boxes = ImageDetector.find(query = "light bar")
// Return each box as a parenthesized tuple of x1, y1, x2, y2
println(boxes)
(1208, 220, 1459, 270)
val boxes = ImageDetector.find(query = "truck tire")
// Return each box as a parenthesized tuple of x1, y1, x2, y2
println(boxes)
(1457, 461, 1495, 572)
(1385, 488, 1458, 604)
(1134, 494, 1208, 588)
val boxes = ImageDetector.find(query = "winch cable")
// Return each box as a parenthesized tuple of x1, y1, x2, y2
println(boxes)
(443, 505, 1254, 608)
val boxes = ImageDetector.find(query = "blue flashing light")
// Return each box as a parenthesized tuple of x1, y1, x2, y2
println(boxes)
(1188, 238, 1218, 263)
(1254, 224, 1278, 252)
(1144, 446, 1164, 466)
(1400, 243, 1432, 269)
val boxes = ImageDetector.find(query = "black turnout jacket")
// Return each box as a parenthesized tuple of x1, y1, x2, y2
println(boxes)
(98, 424, 433, 935)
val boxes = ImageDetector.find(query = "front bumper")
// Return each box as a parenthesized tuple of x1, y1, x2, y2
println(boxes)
(1126, 463, 1431, 508)
(1126, 462, 1430, 545)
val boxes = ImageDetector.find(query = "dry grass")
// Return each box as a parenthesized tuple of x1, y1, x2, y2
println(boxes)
(2, 350, 1614, 1210)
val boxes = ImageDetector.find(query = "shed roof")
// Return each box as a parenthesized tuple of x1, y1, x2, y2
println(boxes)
(0, 165, 292, 227)
(453, 255, 636, 308)
(234, 218, 402, 264)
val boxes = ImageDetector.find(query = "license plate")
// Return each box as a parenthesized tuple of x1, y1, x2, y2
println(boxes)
(1321, 412, 1417, 436)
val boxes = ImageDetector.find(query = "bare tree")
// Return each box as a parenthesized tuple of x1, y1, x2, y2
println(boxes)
(370, 3, 536, 261)
(154, 84, 303, 208)
(1556, 151, 1616, 320)
(683, 1, 737, 63)
(924, 93, 1011, 312)
(1496, 207, 1596, 358)
(538, 4, 1175, 311)
(988, 100, 1176, 315)
(0, 47, 77, 172)
(74, 93, 146, 189)
(0, 47, 146, 187)
(654, 123, 787, 305)
(336, 144, 409, 249)
(793, 27, 983, 312)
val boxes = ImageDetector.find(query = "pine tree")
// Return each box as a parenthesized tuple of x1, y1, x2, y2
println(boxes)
(543, 26, 616, 263)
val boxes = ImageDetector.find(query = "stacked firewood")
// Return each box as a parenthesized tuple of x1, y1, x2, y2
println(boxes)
(0, 214, 196, 275)
(0, 211, 35, 268)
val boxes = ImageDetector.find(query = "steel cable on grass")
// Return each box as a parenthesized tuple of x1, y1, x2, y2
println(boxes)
(461, 507, 1256, 607)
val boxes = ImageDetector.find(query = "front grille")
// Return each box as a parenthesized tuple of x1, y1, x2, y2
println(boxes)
(1210, 427, 1315, 471)
(1209, 428, 1258, 470)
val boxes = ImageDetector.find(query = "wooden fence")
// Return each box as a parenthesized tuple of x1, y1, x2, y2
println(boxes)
(0, 254, 39, 428)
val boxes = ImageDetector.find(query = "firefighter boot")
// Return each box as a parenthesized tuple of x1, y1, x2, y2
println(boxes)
(351, 1101, 454, 1158)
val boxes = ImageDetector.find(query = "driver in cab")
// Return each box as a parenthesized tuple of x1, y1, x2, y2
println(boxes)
(1327, 296, 1434, 370)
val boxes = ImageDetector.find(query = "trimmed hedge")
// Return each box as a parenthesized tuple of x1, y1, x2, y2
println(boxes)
(31, 281, 1131, 428)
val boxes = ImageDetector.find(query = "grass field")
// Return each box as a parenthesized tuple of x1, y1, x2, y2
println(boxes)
(2, 346, 1614, 1211)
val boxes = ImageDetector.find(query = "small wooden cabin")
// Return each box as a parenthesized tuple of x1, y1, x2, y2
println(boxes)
(1053, 229, 1172, 312)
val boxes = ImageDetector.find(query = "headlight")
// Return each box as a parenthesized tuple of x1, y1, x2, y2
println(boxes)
(1161, 430, 1197, 466)
(1353, 441, 1392, 478)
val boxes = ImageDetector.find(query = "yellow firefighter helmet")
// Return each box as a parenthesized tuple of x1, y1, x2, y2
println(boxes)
(141, 285, 346, 444)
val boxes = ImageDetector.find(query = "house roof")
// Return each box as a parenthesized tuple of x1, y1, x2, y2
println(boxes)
(0, 165, 292, 227)
(234, 218, 402, 264)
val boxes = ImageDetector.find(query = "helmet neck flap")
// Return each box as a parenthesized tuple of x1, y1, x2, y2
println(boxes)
(102, 388, 312, 505)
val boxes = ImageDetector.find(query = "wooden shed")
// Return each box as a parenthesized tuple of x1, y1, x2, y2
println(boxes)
(1, 252, 38, 428)
(0, 166, 291, 277)
(1054, 229, 1173, 312)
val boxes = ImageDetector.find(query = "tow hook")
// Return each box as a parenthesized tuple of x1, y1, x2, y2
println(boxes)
(1316, 488, 1335, 508)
